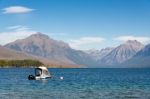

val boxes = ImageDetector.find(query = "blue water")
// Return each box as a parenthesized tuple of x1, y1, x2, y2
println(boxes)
(0, 68, 150, 99)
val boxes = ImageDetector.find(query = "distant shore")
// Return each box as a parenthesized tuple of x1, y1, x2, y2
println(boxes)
(0, 59, 43, 67)
(0, 59, 81, 68)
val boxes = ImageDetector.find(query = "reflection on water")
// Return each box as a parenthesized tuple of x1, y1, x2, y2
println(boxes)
(0, 68, 150, 99)
(39, 79, 49, 84)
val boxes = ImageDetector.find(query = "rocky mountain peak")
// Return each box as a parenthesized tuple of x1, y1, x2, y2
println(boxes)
(119, 40, 144, 52)
(124, 40, 143, 46)
(29, 32, 50, 40)
(99, 40, 144, 65)
(126, 40, 138, 43)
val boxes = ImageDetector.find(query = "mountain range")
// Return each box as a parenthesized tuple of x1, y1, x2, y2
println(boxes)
(1, 33, 150, 68)
(86, 47, 114, 60)
(5, 33, 96, 67)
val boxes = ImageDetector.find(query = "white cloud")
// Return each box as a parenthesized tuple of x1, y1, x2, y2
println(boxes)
(69, 37, 105, 49)
(7, 25, 22, 30)
(2, 6, 34, 14)
(114, 36, 150, 44)
(0, 25, 36, 45)
(7, 25, 30, 31)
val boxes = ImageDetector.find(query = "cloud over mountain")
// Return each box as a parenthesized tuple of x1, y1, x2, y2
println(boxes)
(0, 25, 36, 45)
(114, 36, 150, 44)
(69, 37, 105, 49)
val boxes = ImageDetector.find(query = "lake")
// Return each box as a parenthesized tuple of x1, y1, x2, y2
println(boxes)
(0, 68, 150, 99)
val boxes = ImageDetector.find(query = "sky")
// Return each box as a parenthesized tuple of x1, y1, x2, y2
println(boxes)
(0, 0, 150, 50)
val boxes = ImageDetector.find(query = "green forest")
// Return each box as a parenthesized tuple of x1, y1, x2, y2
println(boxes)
(0, 60, 43, 67)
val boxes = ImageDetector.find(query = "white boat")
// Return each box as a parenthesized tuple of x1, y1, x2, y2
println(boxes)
(28, 66, 51, 80)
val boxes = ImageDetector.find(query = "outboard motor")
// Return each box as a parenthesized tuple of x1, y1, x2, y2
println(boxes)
(28, 75, 35, 80)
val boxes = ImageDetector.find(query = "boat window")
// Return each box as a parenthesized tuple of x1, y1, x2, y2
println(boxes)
(43, 70, 49, 75)
(35, 69, 42, 76)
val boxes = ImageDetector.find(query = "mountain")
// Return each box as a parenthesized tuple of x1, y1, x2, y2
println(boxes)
(99, 40, 144, 66)
(0, 45, 36, 60)
(86, 48, 114, 60)
(0, 45, 73, 67)
(5, 33, 96, 67)
(4, 33, 147, 68)
(121, 44, 150, 68)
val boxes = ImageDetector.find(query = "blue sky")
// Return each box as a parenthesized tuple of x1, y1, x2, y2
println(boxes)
(0, 0, 150, 50)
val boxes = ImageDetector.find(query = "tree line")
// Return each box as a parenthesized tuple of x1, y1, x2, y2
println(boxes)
(0, 59, 43, 67)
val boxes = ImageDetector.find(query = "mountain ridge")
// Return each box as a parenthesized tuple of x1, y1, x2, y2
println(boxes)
(121, 44, 150, 68)
(4, 33, 149, 68)
(86, 47, 114, 61)
(98, 40, 144, 66)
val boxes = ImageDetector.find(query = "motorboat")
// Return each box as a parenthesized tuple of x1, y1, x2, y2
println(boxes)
(28, 66, 51, 80)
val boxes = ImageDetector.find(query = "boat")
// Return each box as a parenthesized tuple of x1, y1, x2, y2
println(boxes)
(28, 66, 51, 80)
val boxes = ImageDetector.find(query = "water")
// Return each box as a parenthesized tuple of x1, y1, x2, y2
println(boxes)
(0, 68, 150, 99)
